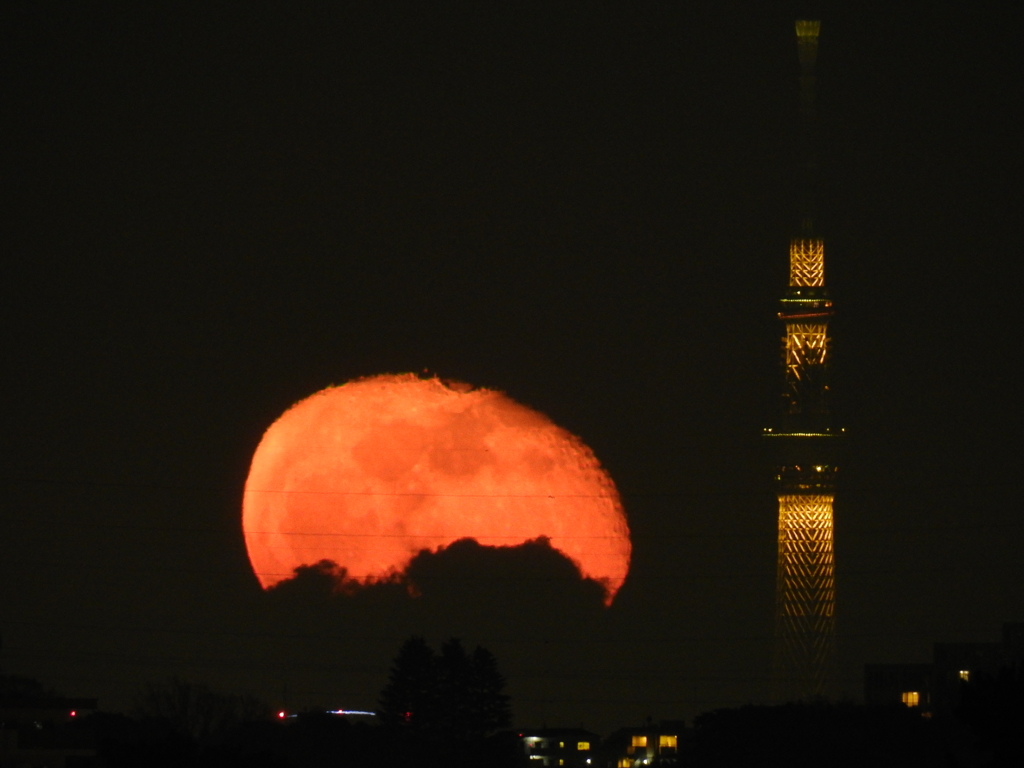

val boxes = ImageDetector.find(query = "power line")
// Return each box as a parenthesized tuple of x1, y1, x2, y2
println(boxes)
(4, 516, 1022, 538)
(2, 473, 1016, 498)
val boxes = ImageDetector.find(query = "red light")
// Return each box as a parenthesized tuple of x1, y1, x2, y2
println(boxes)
(70, 711, 77, 717)
(278, 711, 286, 719)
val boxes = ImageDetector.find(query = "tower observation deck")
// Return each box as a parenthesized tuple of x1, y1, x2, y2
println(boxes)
(764, 19, 842, 701)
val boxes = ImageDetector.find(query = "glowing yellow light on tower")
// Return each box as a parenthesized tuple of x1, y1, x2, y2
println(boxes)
(773, 17, 836, 703)
(796, 20, 820, 39)
(902, 691, 920, 707)
(776, 493, 835, 692)
(789, 238, 825, 287)
(777, 495, 835, 587)
(795, 21, 820, 70)
(784, 323, 829, 380)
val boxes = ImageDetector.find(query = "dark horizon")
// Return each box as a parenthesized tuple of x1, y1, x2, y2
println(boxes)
(3, 0, 1021, 735)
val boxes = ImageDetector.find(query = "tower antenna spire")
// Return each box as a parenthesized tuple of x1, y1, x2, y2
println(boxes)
(765, 19, 841, 702)
(795, 19, 820, 238)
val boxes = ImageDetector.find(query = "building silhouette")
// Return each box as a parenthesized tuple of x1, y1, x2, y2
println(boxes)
(865, 622, 1024, 718)
(764, 20, 842, 701)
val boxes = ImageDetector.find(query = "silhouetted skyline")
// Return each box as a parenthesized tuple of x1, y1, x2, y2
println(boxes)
(3, 1, 1021, 734)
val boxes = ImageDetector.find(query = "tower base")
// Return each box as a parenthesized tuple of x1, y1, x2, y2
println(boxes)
(773, 493, 836, 701)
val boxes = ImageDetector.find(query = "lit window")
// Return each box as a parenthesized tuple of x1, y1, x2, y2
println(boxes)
(901, 691, 920, 707)
(559, 761, 564, 766)
(618, 760, 631, 768)
(577, 742, 590, 751)
(659, 735, 677, 749)
(559, 742, 565, 749)
(959, 670, 970, 681)
(631, 736, 648, 748)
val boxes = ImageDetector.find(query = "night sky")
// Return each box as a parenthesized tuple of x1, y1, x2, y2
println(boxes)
(3, 0, 1021, 735)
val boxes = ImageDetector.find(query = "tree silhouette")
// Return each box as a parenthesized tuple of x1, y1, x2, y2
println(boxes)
(435, 639, 472, 736)
(133, 677, 269, 742)
(378, 636, 510, 740)
(378, 636, 438, 732)
(258, 537, 604, 735)
(465, 645, 511, 738)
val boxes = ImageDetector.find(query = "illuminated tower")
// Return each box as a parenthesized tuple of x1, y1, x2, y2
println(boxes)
(763, 19, 841, 701)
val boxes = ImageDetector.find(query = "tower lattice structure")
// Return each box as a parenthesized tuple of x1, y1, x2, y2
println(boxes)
(764, 20, 842, 701)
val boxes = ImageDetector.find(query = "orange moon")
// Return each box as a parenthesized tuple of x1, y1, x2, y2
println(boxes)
(242, 374, 631, 603)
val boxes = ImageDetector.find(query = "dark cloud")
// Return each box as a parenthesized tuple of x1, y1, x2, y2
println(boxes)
(256, 538, 613, 725)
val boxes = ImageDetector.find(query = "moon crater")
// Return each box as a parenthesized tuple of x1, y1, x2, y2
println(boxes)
(243, 374, 631, 603)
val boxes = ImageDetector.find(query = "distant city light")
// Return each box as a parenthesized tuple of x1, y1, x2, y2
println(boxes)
(326, 709, 376, 716)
